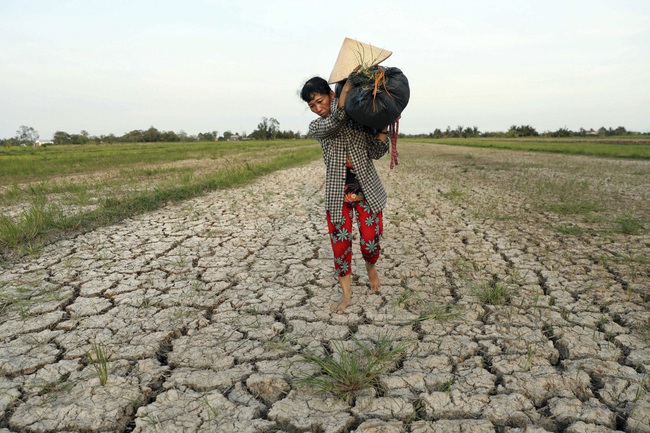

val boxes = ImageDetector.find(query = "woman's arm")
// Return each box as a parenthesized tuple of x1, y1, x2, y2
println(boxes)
(309, 104, 347, 139)
(308, 79, 354, 139)
(367, 128, 390, 160)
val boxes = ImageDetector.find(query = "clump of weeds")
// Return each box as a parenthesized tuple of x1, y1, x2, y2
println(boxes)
(474, 278, 512, 306)
(614, 213, 644, 234)
(295, 336, 409, 403)
(86, 341, 111, 386)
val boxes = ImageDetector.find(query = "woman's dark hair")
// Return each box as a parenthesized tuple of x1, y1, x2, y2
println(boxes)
(300, 77, 331, 102)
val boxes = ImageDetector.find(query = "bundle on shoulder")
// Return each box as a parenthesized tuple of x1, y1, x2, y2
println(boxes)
(329, 37, 410, 130)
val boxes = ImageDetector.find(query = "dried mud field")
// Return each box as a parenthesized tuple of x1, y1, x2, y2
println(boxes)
(1, 143, 649, 433)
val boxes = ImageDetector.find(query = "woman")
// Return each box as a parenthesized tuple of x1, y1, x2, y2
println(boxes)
(300, 76, 389, 313)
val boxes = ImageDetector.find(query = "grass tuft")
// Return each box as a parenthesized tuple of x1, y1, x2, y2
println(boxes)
(86, 341, 111, 386)
(295, 336, 409, 403)
(615, 213, 643, 234)
(475, 279, 512, 305)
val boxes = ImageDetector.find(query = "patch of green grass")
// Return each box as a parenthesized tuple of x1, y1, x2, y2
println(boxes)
(0, 143, 321, 260)
(440, 186, 465, 201)
(296, 336, 409, 403)
(545, 200, 603, 215)
(554, 224, 588, 235)
(0, 183, 22, 205)
(614, 213, 644, 234)
(0, 196, 68, 251)
(436, 378, 454, 392)
(407, 137, 650, 159)
(475, 279, 512, 305)
(396, 289, 462, 323)
(532, 178, 605, 215)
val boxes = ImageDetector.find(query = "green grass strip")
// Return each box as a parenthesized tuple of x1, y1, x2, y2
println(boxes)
(0, 147, 320, 260)
(406, 137, 650, 159)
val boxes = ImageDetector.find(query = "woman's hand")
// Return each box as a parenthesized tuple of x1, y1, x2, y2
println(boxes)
(338, 79, 354, 107)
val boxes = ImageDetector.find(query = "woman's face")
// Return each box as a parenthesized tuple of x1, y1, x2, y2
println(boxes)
(308, 91, 334, 118)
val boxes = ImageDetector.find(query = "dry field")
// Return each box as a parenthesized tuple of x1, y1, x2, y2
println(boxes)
(0, 142, 648, 432)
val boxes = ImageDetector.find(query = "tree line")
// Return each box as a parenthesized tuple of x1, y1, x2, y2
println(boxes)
(3, 121, 647, 147)
(418, 125, 644, 139)
(1, 117, 302, 147)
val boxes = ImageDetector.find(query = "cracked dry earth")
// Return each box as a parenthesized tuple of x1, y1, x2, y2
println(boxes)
(1, 143, 649, 433)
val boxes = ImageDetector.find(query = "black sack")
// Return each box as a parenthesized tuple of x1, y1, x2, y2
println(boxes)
(343, 66, 410, 130)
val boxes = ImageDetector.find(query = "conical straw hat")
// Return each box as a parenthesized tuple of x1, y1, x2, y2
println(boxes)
(328, 37, 392, 84)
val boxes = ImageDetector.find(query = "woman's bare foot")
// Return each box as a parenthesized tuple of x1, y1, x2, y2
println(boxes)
(366, 262, 380, 292)
(331, 274, 352, 313)
(330, 296, 352, 313)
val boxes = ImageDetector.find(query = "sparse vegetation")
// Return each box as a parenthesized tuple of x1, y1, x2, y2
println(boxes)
(475, 279, 512, 306)
(615, 213, 644, 234)
(407, 136, 650, 159)
(0, 140, 320, 260)
(296, 336, 409, 403)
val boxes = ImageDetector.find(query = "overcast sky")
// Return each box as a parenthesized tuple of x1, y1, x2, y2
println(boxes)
(1, 0, 649, 140)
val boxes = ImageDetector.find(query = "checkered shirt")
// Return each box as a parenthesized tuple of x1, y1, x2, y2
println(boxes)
(309, 98, 389, 225)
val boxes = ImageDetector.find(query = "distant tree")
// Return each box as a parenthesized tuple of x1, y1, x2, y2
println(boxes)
(53, 131, 71, 145)
(197, 131, 218, 142)
(507, 125, 538, 137)
(160, 130, 180, 142)
(549, 127, 572, 138)
(464, 126, 480, 137)
(250, 117, 280, 140)
(69, 132, 89, 144)
(222, 130, 234, 141)
(177, 130, 189, 142)
(101, 133, 117, 144)
(143, 126, 161, 142)
(122, 129, 145, 142)
(15, 125, 39, 145)
(276, 129, 302, 139)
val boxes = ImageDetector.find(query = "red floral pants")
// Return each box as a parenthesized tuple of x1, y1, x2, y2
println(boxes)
(326, 200, 383, 277)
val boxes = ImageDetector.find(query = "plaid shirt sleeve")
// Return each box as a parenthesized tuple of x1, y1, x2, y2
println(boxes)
(311, 98, 388, 225)
(368, 135, 390, 160)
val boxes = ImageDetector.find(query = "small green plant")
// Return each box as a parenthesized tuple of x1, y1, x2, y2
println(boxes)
(440, 186, 465, 201)
(615, 213, 643, 234)
(264, 331, 299, 353)
(413, 303, 461, 324)
(201, 395, 221, 429)
(87, 341, 110, 386)
(546, 200, 603, 215)
(141, 412, 161, 432)
(554, 224, 587, 235)
(436, 378, 454, 392)
(296, 336, 409, 403)
(395, 287, 414, 307)
(475, 279, 512, 306)
(524, 342, 533, 371)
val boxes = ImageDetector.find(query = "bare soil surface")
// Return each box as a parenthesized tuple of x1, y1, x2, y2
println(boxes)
(1, 143, 648, 432)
